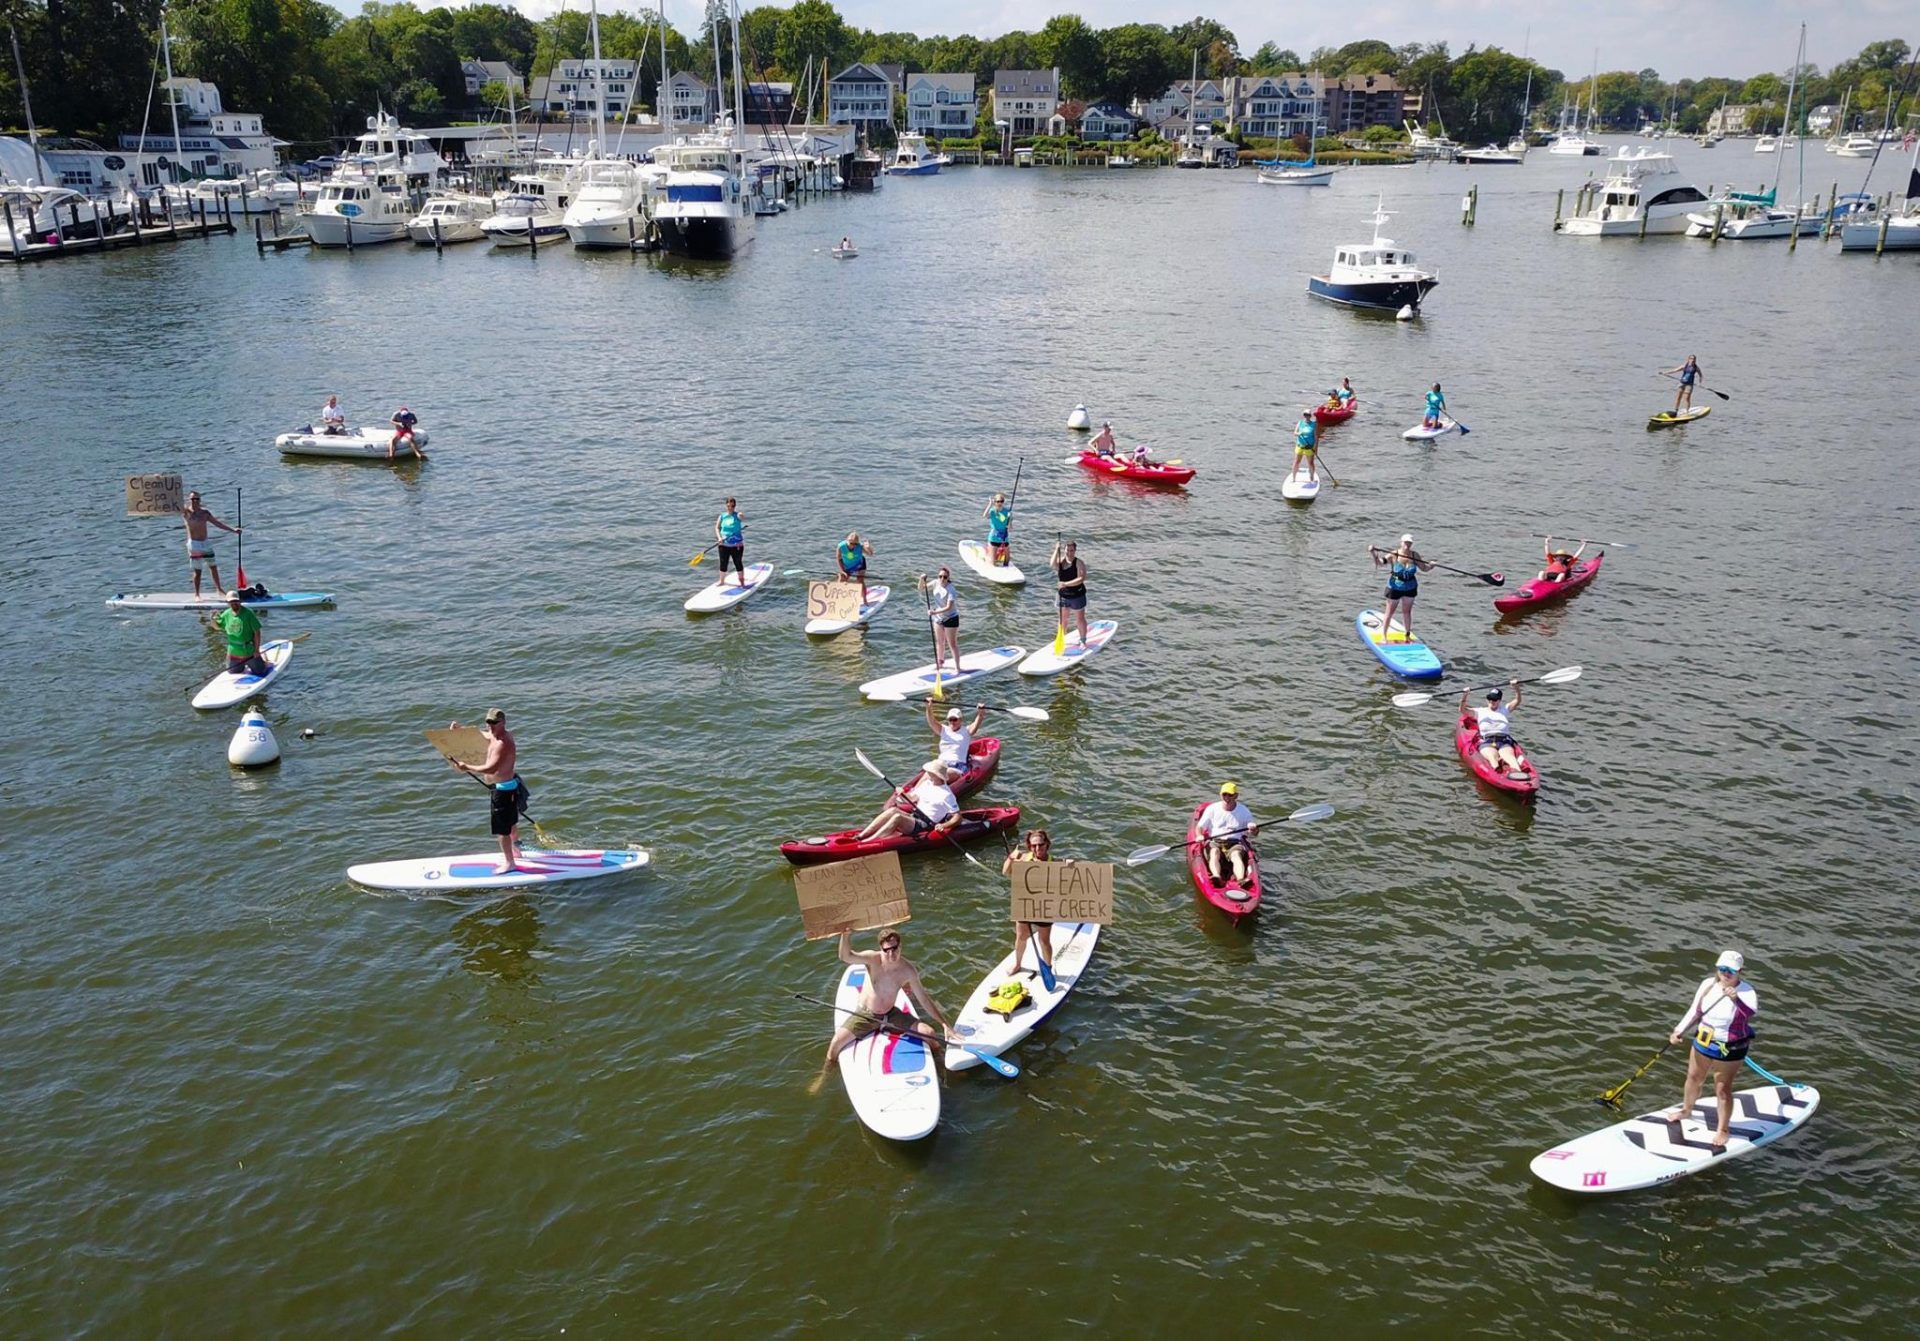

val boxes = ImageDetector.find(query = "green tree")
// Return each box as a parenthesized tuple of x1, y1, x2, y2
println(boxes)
(392, 76, 442, 120)
(1096, 23, 1178, 107)
(1447, 47, 1542, 141)
(1249, 43, 1301, 73)
(1035, 14, 1101, 98)
(1323, 39, 1398, 78)
(775, 0, 848, 83)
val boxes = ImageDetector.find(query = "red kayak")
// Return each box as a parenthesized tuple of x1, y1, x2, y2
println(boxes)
(1076, 450, 1195, 487)
(1313, 399, 1358, 426)
(780, 805, 1021, 866)
(1455, 714, 1539, 798)
(902, 737, 1000, 801)
(1186, 803, 1262, 917)
(1493, 552, 1604, 615)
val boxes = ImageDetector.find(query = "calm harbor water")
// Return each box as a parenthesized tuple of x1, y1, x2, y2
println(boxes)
(3, 143, 1918, 1335)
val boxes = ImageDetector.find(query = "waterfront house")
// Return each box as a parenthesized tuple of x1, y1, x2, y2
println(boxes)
(666, 72, 719, 131)
(906, 73, 976, 139)
(461, 60, 524, 102)
(530, 59, 638, 121)
(1133, 78, 1228, 141)
(1806, 104, 1839, 136)
(108, 77, 279, 187)
(744, 82, 794, 125)
(1079, 100, 1140, 142)
(992, 68, 1060, 137)
(1323, 73, 1413, 133)
(1706, 103, 1755, 136)
(829, 62, 897, 131)
(1227, 73, 1323, 139)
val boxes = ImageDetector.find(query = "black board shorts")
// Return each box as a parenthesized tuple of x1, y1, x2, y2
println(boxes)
(490, 785, 521, 835)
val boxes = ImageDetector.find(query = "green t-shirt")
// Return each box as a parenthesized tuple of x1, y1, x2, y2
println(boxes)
(217, 606, 261, 657)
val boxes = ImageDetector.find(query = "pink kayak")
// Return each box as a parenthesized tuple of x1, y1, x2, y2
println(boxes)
(1076, 451, 1195, 487)
(1493, 552, 1604, 615)
(1455, 714, 1539, 798)
(1313, 399, 1357, 426)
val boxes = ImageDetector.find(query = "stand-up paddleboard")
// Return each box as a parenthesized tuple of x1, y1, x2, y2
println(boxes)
(1530, 1081, 1820, 1194)
(685, 562, 774, 613)
(1402, 418, 1460, 441)
(1648, 407, 1710, 430)
(946, 922, 1100, 1071)
(957, 540, 1026, 586)
(834, 963, 940, 1140)
(1017, 620, 1118, 676)
(1355, 610, 1443, 680)
(859, 646, 1026, 699)
(805, 584, 891, 637)
(108, 591, 335, 611)
(1280, 473, 1322, 502)
(191, 639, 294, 710)
(276, 427, 428, 459)
(347, 846, 650, 892)
(831, 245, 858, 259)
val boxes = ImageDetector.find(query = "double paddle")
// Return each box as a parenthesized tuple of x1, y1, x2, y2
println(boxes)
(791, 990, 1019, 1078)
(1390, 666, 1583, 709)
(1124, 802, 1335, 866)
(853, 747, 992, 871)
(865, 690, 1049, 722)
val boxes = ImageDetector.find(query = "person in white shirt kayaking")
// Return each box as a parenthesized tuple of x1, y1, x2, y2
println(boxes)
(1462, 681, 1524, 776)
(823, 929, 954, 1069)
(1666, 950, 1759, 1150)
(1196, 781, 1258, 883)
(1001, 827, 1060, 992)
(853, 760, 961, 843)
(920, 566, 962, 672)
(1090, 422, 1117, 457)
(925, 701, 986, 772)
(319, 394, 346, 435)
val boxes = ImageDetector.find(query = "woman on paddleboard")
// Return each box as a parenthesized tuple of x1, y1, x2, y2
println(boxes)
(714, 497, 747, 588)
(1537, 535, 1588, 583)
(1001, 828, 1059, 992)
(1462, 682, 1525, 776)
(1292, 409, 1319, 483)
(983, 493, 1013, 566)
(1667, 950, 1759, 1150)
(1423, 383, 1448, 429)
(837, 532, 871, 603)
(1368, 535, 1432, 643)
(921, 567, 962, 671)
(1662, 355, 1703, 415)
(1051, 540, 1090, 646)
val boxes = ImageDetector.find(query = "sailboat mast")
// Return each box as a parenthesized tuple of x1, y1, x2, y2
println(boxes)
(7, 22, 48, 184)
(161, 12, 183, 183)
(1774, 28, 1799, 196)
(589, 0, 605, 150)
(658, 0, 672, 136)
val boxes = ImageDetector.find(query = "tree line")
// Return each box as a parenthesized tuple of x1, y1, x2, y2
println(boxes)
(0, 0, 1910, 153)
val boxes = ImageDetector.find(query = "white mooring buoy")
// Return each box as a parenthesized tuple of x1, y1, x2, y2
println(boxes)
(1066, 403, 1092, 430)
(228, 708, 280, 767)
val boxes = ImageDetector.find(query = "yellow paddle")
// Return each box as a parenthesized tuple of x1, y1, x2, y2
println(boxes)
(689, 543, 717, 567)
(1053, 621, 1065, 657)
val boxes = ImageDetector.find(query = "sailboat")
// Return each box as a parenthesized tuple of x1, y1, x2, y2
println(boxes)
(563, 0, 649, 248)
(1505, 46, 1534, 157)
(1257, 92, 1335, 184)
(653, 0, 754, 258)
(1550, 57, 1602, 155)
(1175, 51, 1205, 168)
(1838, 133, 1920, 251)
(1687, 25, 1814, 240)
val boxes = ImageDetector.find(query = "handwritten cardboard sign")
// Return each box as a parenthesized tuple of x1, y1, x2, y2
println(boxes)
(424, 726, 490, 769)
(1011, 860, 1114, 925)
(125, 473, 183, 516)
(807, 579, 866, 624)
(794, 851, 911, 940)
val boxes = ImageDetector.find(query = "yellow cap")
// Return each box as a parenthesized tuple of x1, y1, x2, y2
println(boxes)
(1219, 781, 1238, 795)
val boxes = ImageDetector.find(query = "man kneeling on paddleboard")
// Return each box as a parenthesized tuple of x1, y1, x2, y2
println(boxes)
(449, 708, 525, 872)
(824, 930, 954, 1067)
(853, 761, 960, 843)
(217, 591, 270, 678)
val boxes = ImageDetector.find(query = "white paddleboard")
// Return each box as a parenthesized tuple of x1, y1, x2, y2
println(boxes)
(858, 645, 1027, 699)
(1530, 1081, 1820, 1194)
(1017, 620, 1118, 677)
(276, 426, 428, 459)
(108, 591, 336, 611)
(1402, 418, 1460, 441)
(946, 922, 1100, 1071)
(685, 562, 774, 613)
(347, 846, 651, 892)
(191, 639, 294, 710)
(957, 540, 1026, 586)
(834, 963, 940, 1141)
(805, 584, 891, 637)
(1280, 473, 1321, 501)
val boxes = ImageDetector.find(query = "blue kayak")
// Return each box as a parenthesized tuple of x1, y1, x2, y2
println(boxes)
(1355, 610, 1443, 680)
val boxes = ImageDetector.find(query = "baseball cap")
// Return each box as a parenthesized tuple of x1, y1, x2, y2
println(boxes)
(225, 590, 244, 601)
(1400, 533, 1414, 544)
(1219, 781, 1239, 795)
(483, 708, 506, 724)
(1716, 950, 1744, 973)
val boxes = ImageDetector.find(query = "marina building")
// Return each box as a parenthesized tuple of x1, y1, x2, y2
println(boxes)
(529, 60, 638, 121)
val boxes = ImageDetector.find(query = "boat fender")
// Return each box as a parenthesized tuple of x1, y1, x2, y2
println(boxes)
(228, 709, 281, 767)
(986, 979, 1031, 1018)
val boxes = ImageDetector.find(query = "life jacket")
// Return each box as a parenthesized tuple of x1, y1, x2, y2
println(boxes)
(986, 979, 1030, 1018)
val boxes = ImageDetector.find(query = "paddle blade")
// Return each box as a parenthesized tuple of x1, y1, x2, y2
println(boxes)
(1285, 803, 1335, 824)
(1125, 843, 1174, 866)
(854, 748, 886, 781)
(1007, 705, 1050, 722)
(1484, 571, 1505, 587)
(1538, 666, 1584, 686)
(967, 1045, 1019, 1078)
(1053, 623, 1065, 657)
(1390, 691, 1436, 708)
(1060, 456, 1084, 465)
(689, 551, 706, 566)
(1456, 423, 1471, 435)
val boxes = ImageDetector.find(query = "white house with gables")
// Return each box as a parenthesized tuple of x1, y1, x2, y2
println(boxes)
(991, 68, 1059, 136)
(828, 62, 896, 130)
(529, 59, 637, 120)
(906, 73, 975, 138)
(666, 71, 719, 131)
(1226, 73, 1323, 139)
(1133, 78, 1229, 139)
(110, 77, 279, 185)
(1079, 100, 1139, 141)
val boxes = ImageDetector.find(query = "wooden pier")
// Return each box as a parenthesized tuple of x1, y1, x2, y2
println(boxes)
(1, 196, 237, 263)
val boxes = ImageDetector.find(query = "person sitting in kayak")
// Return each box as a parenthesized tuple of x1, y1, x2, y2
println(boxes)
(824, 929, 954, 1068)
(320, 394, 346, 435)
(1662, 354, 1703, 415)
(1090, 422, 1117, 456)
(983, 493, 1013, 566)
(388, 405, 424, 460)
(1051, 539, 1090, 647)
(1129, 442, 1159, 468)
(1423, 383, 1448, 429)
(1463, 682, 1525, 776)
(1291, 409, 1318, 482)
(1001, 828, 1059, 992)
(1196, 782, 1258, 884)
(926, 700, 986, 773)
(1335, 377, 1355, 407)
(1369, 535, 1432, 643)
(837, 531, 871, 603)
(715, 497, 747, 588)
(1537, 535, 1589, 583)
(853, 760, 960, 843)
(839, 236, 852, 251)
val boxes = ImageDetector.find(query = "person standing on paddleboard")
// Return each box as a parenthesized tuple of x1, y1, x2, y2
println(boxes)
(983, 493, 1013, 567)
(1538, 535, 1588, 583)
(837, 532, 872, 604)
(1292, 409, 1319, 483)
(1369, 535, 1433, 643)
(921, 566, 962, 672)
(182, 491, 241, 599)
(1001, 828, 1059, 992)
(1462, 682, 1525, 776)
(449, 708, 524, 872)
(1662, 355, 1703, 415)
(1667, 951, 1759, 1151)
(926, 701, 986, 771)
(853, 760, 960, 843)
(216, 591, 270, 678)
(824, 929, 954, 1067)
(1423, 383, 1448, 430)
(1051, 540, 1090, 647)
(714, 498, 747, 589)
(1196, 782, 1258, 884)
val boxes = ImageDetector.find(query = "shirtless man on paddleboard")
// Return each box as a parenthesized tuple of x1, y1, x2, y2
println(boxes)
(450, 708, 523, 870)
(181, 491, 241, 599)
(823, 929, 953, 1066)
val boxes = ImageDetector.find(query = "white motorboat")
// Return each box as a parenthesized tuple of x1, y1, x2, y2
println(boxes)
(1834, 133, 1876, 158)
(1458, 143, 1523, 165)
(1556, 172, 1708, 236)
(479, 187, 568, 246)
(0, 184, 121, 250)
(653, 131, 754, 258)
(1306, 197, 1437, 313)
(564, 156, 647, 248)
(1839, 212, 1920, 251)
(1106, 154, 1137, 169)
(1405, 122, 1460, 161)
(276, 425, 429, 460)
(171, 177, 281, 214)
(408, 193, 489, 244)
(884, 132, 951, 175)
(306, 178, 413, 247)
(1754, 134, 1778, 154)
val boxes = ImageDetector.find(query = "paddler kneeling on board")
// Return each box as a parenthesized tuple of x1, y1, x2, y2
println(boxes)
(824, 929, 954, 1067)
(1423, 382, 1448, 430)
(852, 760, 961, 844)
(1090, 422, 1117, 457)
(218, 591, 270, 678)
(1666, 950, 1758, 1151)
(1196, 782, 1258, 884)
(449, 708, 524, 872)
(983, 493, 1013, 566)
(1463, 682, 1525, 777)
(1537, 535, 1588, 583)
(1002, 828, 1059, 992)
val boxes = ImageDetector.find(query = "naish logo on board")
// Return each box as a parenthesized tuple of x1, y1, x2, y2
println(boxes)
(1581, 1171, 1607, 1187)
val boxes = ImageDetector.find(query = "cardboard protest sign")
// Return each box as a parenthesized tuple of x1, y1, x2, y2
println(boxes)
(807, 579, 866, 624)
(794, 851, 911, 940)
(1010, 860, 1114, 925)
(424, 726, 490, 769)
(125, 474, 184, 516)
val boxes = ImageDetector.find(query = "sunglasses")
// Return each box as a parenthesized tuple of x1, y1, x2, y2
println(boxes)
(1716, 966, 1738, 975)
(880, 940, 901, 950)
